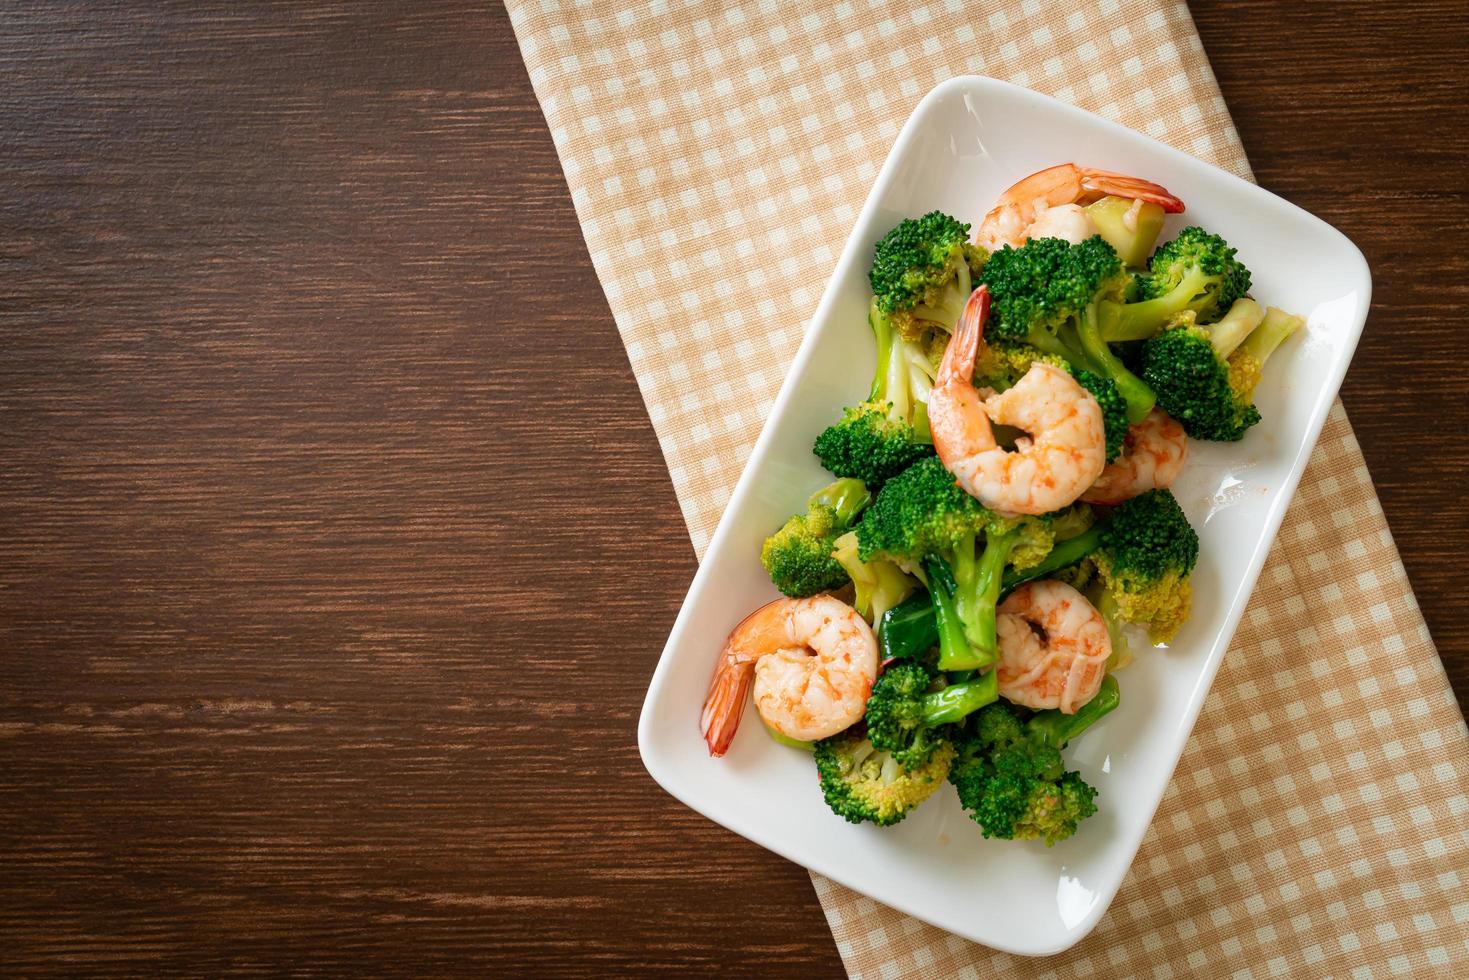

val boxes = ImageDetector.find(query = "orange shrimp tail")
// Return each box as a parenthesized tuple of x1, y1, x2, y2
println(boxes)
(936, 286, 989, 388)
(1079, 168, 1186, 213)
(700, 654, 754, 757)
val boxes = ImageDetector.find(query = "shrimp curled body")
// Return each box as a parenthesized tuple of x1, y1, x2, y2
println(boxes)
(977, 163, 1185, 252)
(1082, 408, 1188, 506)
(996, 580, 1111, 714)
(929, 288, 1106, 516)
(700, 594, 877, 756)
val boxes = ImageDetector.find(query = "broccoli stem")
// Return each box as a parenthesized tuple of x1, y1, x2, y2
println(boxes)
(926, 557, 988, 672)
(831, 530, 915, 623)
(954, 529, 1015, 660)
(1205, 297, 1264, 359)
(901, 342, 935, 443)
(911, 400, 932, 443)
(921, 669, 998, 725)
(809, 479, 871, 525)
(1097, 265, 1209, 341)
(1234, 306, 1303, 370)
(1090, 585, 1132, 671)
(911, 248, 974, 332)
(1078, 305, 1156, 424)
(1001, 525, 1102, 594)
(763, 723, 816, 751)
(871, 300, 910, 421)
(872, 296, 939, 443)
(1027, 675, 1120, 748)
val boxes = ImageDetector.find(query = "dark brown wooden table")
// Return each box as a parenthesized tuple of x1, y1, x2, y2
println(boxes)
(2, 3, 1465, 976)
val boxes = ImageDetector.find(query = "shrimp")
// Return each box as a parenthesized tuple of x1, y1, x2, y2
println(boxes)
(700, 594, 878, 757)
(928, 287, 1106, 516)
(977, 163, 1185, 251)
(996, 580, 1110, 714)
(1082, 408, 1188, 506)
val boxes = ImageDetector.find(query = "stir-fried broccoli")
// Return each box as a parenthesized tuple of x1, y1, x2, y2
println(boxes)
(1111, 226, 1252, 337)
(759, 478, 870, 597)
(971, 339, 1068, 391)
(1142, 302, 1303, 441)
(831, 530, 918, 623)
(857, 457, 1053, 669)
(1090, 487, 1200, 649)
(970, 341, 1126, 464)
(1073, 368, 1128, 463)
(815, 729, 956, 826)
(813, 299, 937, 487)
(979, 236, 1157, 423)
(864, 661, 998, 767)
(1003, 489, 1200, 666)
(869, 211, 987, 339)
(949, 677, 1119, 845)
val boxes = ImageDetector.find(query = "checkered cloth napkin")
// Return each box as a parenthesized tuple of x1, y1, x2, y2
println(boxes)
(508, 1, 1469, 974)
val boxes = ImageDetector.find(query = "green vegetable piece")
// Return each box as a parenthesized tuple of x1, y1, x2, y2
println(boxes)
(865, 661, 998, 768)
(877, 591, 939, 663)
(764, 724, 816, 751)
(869, 211, 988, 338)
(979, 235, 1156, 422)
(1142, 303, 1300, 443)
(813, 299, 937, 487)
(814, 729, 955, 827)
(948, 691, 1111, 846)
(927, 557, 988, 672)
(922, 669, 999, 726)
(831, 530, 917, 623)
(858, 457, 1052, 665)
(759, 478, 870, 598)
(1084, 196, 1165, 268)
(1025, 675, 1121, 749)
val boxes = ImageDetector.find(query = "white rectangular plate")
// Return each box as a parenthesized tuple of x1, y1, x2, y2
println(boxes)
(637, 77, 1370, 956)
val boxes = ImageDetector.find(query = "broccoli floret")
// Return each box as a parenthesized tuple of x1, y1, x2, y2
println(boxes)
(856, 457, 1053, 669)
(1072, 368, 1128, 463)
(1120, 226, 1252, 332)
(949, 678, 1119, 845)
(814, 299, 937, 486)
(1050, 502, 1096, 542)
(865, 662, 998, 767)
(759, 478, 870, 597)
(870, 211, 988, 339)
(1142, 302, 1302, 442)
(1092, 488, 1199, 646)
(979, 236, 1156, 423)
(831, 530, 918, 623)
(971, 340, 1068, 392)
(814, 729, 956, 826)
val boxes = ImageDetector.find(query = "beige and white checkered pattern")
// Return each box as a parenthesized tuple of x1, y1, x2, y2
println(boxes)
(508, 1, 1469, 974)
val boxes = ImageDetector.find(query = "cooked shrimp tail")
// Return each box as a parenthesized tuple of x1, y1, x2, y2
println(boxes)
(701, 649, 756, 757)
(938, 285, 989, 388)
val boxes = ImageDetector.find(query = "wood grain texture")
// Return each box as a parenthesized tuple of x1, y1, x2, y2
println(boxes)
(1191, 1, 1469, 696)
(0, 2, 1463, 976)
